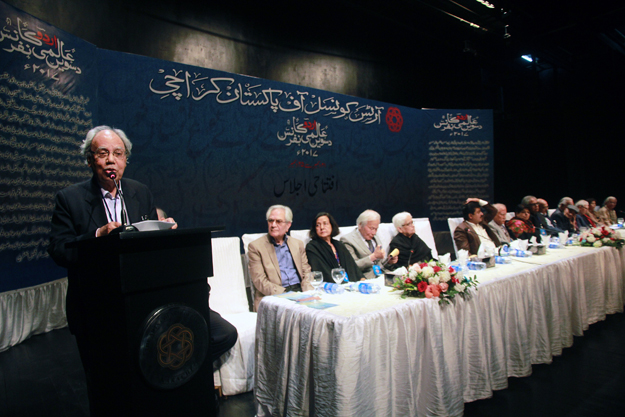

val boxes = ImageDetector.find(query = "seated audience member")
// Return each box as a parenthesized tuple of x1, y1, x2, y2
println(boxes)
(488, 203, 512, 244)
(453, 200, 501, 258)
(575, 200, 596, 229)
(248, 205, 313, 311)
(586, 198, 602, 226)
(550, 197, 574, 233)
(566, 205, 579, 233)
(521, 195, 542, 233)
(388, 212, 434, 269)
(536, 198, 563, 236)
(340, 209, 398, 279)
(597, 196, 618, 226)
(306, 212, 364, 283)
(506, 205, 539, 240)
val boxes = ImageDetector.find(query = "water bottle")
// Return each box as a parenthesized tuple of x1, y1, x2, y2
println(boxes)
(540, 227, 546, 236)
(357, 283, 381, 294)
(549, 242, 560, 249)
(512, 249, 533, 257)
(372, 265, 382, 276)
(498, 245, 510, 256)
(322, 282, 345, 294)
(449, 264, 464, 273)
(495, 256, 512, 264)
(466, 261, 487, 270)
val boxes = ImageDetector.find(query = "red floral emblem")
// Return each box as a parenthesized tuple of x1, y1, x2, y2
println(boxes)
(385, 107, 403, 132)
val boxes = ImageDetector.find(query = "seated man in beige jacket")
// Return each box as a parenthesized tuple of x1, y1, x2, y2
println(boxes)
(248, 204, 312, 311)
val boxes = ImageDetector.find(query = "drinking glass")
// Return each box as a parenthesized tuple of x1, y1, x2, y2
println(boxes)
(307, 271, 324, 298)
(331, 268, 346, 285)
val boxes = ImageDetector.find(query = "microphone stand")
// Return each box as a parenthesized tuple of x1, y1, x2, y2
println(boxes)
(108, 174, 137, 233)
(113, 179, 128, 226)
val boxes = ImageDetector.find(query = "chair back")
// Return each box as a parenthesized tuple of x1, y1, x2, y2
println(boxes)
(447, 217, 465, 258)
(209, 237, 250, 315)
(413, 217, 439, 259)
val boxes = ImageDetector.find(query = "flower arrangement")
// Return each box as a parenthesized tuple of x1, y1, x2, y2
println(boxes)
(579, 226, 624, 249)
(391, 260, 478, 305)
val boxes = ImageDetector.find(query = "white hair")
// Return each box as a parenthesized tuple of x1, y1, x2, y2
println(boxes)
(266, 205, 293, 223)
(392, 212, 411, 230)
(356, 209, 380, 226)
(575, 200, 588, 208)
(80, 125, 132, 165)
(603, 196, 617, 206)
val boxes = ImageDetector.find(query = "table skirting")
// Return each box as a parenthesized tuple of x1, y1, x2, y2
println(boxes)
(255, 246, 625, 417)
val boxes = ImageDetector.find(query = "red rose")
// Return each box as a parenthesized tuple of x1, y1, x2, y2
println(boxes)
(417, 281, 428, 292)
(419, 262, 428, 268)
(448, 267, 454, 273)
(451, 277, 459, 284)
(433, 266, 441, 273)
(405, 278, 413, 284)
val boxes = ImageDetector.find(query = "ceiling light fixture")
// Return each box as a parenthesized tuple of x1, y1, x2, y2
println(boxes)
(521, 55, 533, 62)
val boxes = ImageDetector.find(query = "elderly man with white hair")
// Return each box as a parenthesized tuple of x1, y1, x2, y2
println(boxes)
(248, 204, 312, 311)
(550, 197, 575, 233)
(575, 200, 596, 229)
(488, 203, 511, 244)
(387, 212, 434, 270)
(341, 209, 398, 280)
(598, 196, 618, 226)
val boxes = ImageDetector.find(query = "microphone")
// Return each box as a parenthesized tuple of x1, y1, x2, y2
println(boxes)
(107, 172, 128, 226)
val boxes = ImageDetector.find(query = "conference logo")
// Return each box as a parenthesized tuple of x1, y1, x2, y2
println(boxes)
(157, 324, 195, 370)
(138, 304, 209, 389)
(385, 107, 403, 132)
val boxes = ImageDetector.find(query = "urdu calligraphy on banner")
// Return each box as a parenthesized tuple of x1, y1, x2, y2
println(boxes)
(0, 17, 82, 79)
(433, 113, 483, 136)
(149, 69, 385, 124)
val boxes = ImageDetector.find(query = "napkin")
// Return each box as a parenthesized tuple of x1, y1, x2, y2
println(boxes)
(457, 249, 468, 264)
(438, 253, 451, 265)
(388, 266, 407, 276)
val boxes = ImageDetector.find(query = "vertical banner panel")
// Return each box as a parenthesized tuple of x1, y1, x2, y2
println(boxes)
(0, 1, 97, 291)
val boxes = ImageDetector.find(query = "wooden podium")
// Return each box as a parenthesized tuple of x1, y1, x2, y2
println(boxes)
(68, 226, 222, 417)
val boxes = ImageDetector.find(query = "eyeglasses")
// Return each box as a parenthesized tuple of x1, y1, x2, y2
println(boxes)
(91, 149, 126, 160)
(402, 222, 414, 228)
(267, 219, 286, 225)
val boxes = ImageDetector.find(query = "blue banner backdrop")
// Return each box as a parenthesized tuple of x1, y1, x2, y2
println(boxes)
(0, 1, 96, 292)
(97, 50, 493, 238)
(0, 1, 492, 293)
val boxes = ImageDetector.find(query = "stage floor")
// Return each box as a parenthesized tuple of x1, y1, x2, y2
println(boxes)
(1, 312, 625, 417)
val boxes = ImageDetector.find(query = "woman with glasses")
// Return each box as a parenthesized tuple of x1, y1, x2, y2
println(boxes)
(305, 212, 364, 283)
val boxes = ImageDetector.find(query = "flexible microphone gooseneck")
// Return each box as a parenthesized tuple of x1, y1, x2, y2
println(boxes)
(108, 172, 128, 226)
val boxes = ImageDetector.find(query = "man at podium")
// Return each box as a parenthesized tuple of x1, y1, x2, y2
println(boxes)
(48, 126, 237, 414)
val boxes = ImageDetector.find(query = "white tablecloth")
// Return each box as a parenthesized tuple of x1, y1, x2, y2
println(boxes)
(255, 247, 625, 417)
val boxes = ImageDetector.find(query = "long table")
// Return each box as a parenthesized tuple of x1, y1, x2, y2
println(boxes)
(255, 246, 625, 417)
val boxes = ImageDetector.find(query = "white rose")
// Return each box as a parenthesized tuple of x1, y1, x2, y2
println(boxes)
(410, 264, 421, 273)
(421, 266, 434, 278)
(603, 238, 612, 244)
(428, 275, 440, 285)
(454, 283, 466, 293)
(587, 236, 596, 243)
(438, 270, 451, 283)
(409, 269, 418, 279)
(593, 241, 602, 247)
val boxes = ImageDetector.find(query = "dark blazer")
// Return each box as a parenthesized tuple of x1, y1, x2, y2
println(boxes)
(47, 176, 157, 333)
(453, 220, 501, 256)
(306, 237, 364, 283)
(550, 209, 574, 234)
(388, 233, 434, 270)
